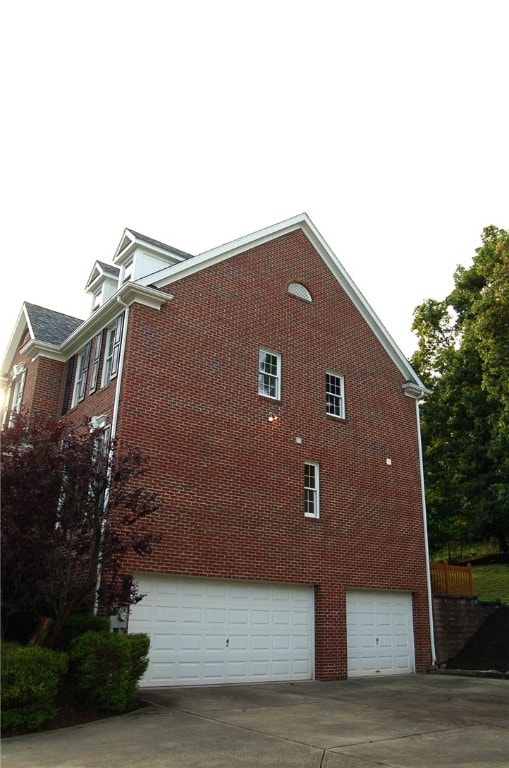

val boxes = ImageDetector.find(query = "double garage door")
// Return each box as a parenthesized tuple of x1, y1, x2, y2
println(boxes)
(128, 576, 415, 686)
(346, 590, 415, 677)
(128, 574, 315, 687)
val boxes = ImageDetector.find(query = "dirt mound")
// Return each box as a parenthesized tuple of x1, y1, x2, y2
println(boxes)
(445, 604, 509, 672)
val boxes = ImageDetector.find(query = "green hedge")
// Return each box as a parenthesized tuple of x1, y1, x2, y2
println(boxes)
(55, 614, 110, 652)
(1, 642, 68, 733)
(70, 632, 149, 713)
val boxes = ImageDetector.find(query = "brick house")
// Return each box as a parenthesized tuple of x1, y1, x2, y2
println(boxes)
(1, 213, 434, 685)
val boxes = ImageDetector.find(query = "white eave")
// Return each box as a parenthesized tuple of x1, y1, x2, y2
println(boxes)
(139, 213, 428, 397)
(113, 229, 189, 266)
(85, 261, 119, 292)
(1, 305, 37, 378)
(7, 284, 172, 368)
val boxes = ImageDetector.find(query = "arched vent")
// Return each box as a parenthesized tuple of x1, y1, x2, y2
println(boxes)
(288, 282, 312, 302)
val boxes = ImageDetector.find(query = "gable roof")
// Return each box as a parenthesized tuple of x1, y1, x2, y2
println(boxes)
(24, 303, 84, 345)
(136, 213, 429, 395)
(1, 303, 84, 380)
(114, 229, 192, 264)
(1, 215, 428, 398)
(85, 261, 120, 292)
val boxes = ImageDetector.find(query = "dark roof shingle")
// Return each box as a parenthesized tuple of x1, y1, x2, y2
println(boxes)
(25, 303, 84, 345)
(126, 229, 192, 260)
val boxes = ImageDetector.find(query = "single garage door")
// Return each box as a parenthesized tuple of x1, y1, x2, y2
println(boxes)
(128, 573, 315, 686)
(346, 590, 415, 677)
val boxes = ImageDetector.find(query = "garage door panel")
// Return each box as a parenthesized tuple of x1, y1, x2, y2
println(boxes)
(347, 590, 415, 678)
(129, 574, 314, 686)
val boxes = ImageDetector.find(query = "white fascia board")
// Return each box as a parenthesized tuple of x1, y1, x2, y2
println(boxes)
(59, 283, 171, 355)
(18, 285, 171, 364)
(139, 214, 309, 287)
(139, 213, 427, 394)
(113, 230, 136, 262)
(20, 340, 67, 363)
(114, 231, 188, 266)
(0, 306, 33, 377)
(302, 219, 428, 394)
(85, 262, 103, 291)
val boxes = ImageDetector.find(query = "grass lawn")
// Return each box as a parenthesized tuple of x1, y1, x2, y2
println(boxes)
(472, 564, 509, 603)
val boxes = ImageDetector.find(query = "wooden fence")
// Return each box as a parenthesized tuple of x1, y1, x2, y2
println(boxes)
(430, 561, 475, 597)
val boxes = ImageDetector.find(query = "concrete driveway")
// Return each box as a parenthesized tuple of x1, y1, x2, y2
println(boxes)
(2, 675, 508, 767)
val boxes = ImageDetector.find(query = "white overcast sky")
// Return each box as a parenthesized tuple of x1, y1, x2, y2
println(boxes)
(1, 0, 508, 360)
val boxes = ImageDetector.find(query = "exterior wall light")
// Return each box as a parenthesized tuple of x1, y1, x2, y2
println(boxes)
(267, 412, 278, 422)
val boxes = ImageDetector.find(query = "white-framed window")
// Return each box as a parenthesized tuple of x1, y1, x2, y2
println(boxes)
(304, 462, 320, 519)
(72, 342, 91, 407)
(5, 364, 26, 426)
(92, 419, 111, 459)
(102, 314, 124, 384)
(122, 259, 133, 283)
(288, 282, 312, 302)
(92, 288, 102, 311)
(89, 332, 103, 393)
(258, 348, 281, 399)
(326, 372, 345, 418)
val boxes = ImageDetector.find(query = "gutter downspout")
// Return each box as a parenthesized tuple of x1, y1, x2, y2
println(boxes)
(415, 396, 437, 667)
(93, 298, 130, 614)
(110, 297, 130, 443)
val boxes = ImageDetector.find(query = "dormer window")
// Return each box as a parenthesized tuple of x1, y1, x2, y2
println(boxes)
(92, 288, 102, 312)
(122, 259, 134, 283)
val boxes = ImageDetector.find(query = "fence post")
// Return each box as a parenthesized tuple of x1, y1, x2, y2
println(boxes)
(467, 562, 474, 596)
(443, 560, 451, 594)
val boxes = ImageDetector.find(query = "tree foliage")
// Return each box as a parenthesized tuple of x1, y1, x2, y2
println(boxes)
(411, 226, 509, 554)
(1, 414, 161, 646)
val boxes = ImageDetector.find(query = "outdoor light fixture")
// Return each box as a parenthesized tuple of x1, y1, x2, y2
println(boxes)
(267, 412, 278, 423)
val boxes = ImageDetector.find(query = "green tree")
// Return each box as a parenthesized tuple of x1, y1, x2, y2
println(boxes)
(412, 226, 509, 554)
(1, 414, 161, 646)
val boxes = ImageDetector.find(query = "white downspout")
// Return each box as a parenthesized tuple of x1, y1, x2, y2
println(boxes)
(415, 396, 437, 666)
(110, 297, 129, 441)
(93, 298, 130, 614)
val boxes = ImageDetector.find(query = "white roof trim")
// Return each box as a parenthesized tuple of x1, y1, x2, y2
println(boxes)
(3, 285, 172, 372)
(113, 229, 188, 265)
(138, 213, 427, 394)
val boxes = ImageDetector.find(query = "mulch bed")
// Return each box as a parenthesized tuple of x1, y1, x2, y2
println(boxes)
(445, 604, 509, 672)
(3, 692, 150, 737)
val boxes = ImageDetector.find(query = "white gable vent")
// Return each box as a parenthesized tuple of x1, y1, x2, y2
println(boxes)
(288, 282, 312, 302)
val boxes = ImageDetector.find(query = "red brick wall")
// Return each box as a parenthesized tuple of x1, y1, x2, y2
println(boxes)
(29, 357, 67, 417)
(5, 229, 431, 678)
(111, 229, 432, 678)
(4, 342, 65, 420)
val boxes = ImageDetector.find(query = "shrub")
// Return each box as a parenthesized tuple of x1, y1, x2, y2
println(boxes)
(55, 614, 110, 652)
(70, 632, 149, 713)
(1, 642, 68, 733)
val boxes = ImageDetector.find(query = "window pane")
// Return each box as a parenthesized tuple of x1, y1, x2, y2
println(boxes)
(326, 373, 344, 417)
(304, 462, 319, 518)
(258, 348, 280, 399)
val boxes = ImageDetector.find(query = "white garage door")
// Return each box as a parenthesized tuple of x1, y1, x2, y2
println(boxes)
(128, 573, 315, 687)
(346, 590, 415, 678)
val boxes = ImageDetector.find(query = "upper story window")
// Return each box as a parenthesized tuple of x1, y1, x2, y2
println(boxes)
(102, 313, 125, 385)
(258, 348, 281, 400)
(72, 342, 91, 407)
(122, 259, 134, 283)
(304, 462, 320, 519)
(326, 372, 345, 419)
(89, 332, 103, 394)
(92, 288, 102, 312)
(288, 282, 312, 302)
